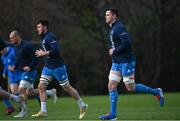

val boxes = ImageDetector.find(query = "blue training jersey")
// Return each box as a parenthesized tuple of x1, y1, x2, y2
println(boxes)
(40, 31, 64, 69)
(108, 20, 135, 63)
(1, 47, 20, 80)
(13, 40, 38, 71)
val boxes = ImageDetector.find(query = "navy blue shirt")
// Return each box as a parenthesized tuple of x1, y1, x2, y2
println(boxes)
(40, 31, 64, 69)
(13, 40, 37, 71)
(108, 20, 135, 63)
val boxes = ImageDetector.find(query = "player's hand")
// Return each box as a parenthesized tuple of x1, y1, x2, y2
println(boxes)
(23, 66, 31, 72)
(35, 49, 49, 57)
(109, 48, 114, 56)
(3, 74, 7, 80)
(8, 66, 16, 71)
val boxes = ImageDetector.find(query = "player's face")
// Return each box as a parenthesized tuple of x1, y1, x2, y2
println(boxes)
(105, 10, 116, 24)
(37, 23, 46, 36)
(9, 34, 19, 45)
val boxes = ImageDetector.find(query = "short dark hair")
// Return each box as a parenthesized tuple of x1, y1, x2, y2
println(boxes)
(36, 19, 49, 28)
(106, 8, 119, 17)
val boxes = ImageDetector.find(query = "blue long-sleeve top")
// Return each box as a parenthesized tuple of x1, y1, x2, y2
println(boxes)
(40, 31, 64, 69)
(13, 40, 37, 71)
(108, 20, 135, 63)
(1, 47, 15, 76)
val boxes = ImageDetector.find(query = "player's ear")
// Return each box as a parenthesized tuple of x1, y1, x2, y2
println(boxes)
(44, 26, 48, 31)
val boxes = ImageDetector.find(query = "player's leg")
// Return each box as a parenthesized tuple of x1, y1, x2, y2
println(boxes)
(13, 83, 28, 118)
(26, 87, 41, 105)
(123, 61, 164, 107)
(9, 69, 21, 96)
(14, 71, 37, 118)
(54, 65, 88, 119)
(10, 84, 19, 94)
(23, 70, 38, 105)
(0, 86, 13, 99)
(0, 86, 24, 103)
(38, 81, 47, 114)
(9, 73, 21, 112)
(4, 83, 19, 115)
(2, 84, 15, 115)
(46, 88, 57, 103)
(2, 82, 15, 115)
(26, 87, 57, 104)
(62, 83, 88, 119)
(32, 67, 52, 118)
(31, 77, 51, 118)
(99, 63, 121, 120)
(0, 87, 26, 117)
(3, 99, 15, 115)
(1, 77, 16, 115)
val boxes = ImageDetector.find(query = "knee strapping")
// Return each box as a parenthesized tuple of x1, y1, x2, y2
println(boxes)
(123, 76, 135, 84)
(40, 76, 50, 85)
(60, 79, 69, 87)
(109, 73, 121, 82)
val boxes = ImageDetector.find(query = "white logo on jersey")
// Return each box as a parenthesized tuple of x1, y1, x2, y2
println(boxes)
(127, 69, 131, 73)
(24, 76, 28, 79)
(51, 40, 56, 44)
(121, 32, 127, 36)
(62, 75, 65, 79)
(42, 39, 47, 51)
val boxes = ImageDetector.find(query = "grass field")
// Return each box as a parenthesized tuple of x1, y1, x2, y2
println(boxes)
(0, 92, 180, 120)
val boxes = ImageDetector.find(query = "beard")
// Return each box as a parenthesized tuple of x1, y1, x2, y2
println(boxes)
(39, 30, 46, 39)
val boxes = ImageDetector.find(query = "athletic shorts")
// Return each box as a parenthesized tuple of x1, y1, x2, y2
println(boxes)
(111, 60, 135, 76)
(20, 70, 37, 84)
(41, 65, 68, 85)
(8, 71, 21, 84)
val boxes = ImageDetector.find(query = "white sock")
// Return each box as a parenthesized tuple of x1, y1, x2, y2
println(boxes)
(46, 90, 53, 96)
(76, 98, 85, 108)
(41, 102, 47, 113)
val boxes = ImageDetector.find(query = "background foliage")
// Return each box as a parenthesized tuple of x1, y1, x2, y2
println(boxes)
(0, 0, 180, 95)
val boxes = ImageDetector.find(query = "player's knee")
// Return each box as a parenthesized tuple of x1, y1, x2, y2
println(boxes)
(125, 83, 135, 92)
(19, 88, 26, 94)
(108, 72, 121, 91)
(10, 88, 19, 94)
(10, 84, 19, 94)
(108, 73, 121, 83)
(39, 76, 50, 88)
(123, 76, 135, 92)
(38, 83, 46, 92)
(62, 84, 71, 92)
(26, 88, 34, 96)
(108, 81, 119, 91)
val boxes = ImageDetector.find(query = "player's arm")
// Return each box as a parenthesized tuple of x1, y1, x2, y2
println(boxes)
(1, 56, 8, 79)
(2, 67, 8, 79)
(48, 39, 60, 57)
(35, 48, 49, 57)
(108, 33, 115, 56)
(26, 44, 38, 71)
(35, 37, 50, 57)
(113, 28, 129, 55)
(36, 38, 59, 57)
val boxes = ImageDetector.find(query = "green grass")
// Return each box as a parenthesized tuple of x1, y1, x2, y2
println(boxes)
(0, 92, 180, 120)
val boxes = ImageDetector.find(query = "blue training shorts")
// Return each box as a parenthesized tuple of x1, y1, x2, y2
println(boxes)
(111, 60, 135, 76)
(8, 70, 21, 84)
(21, 70, 37, 84)
(41, 65, 68, 85)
